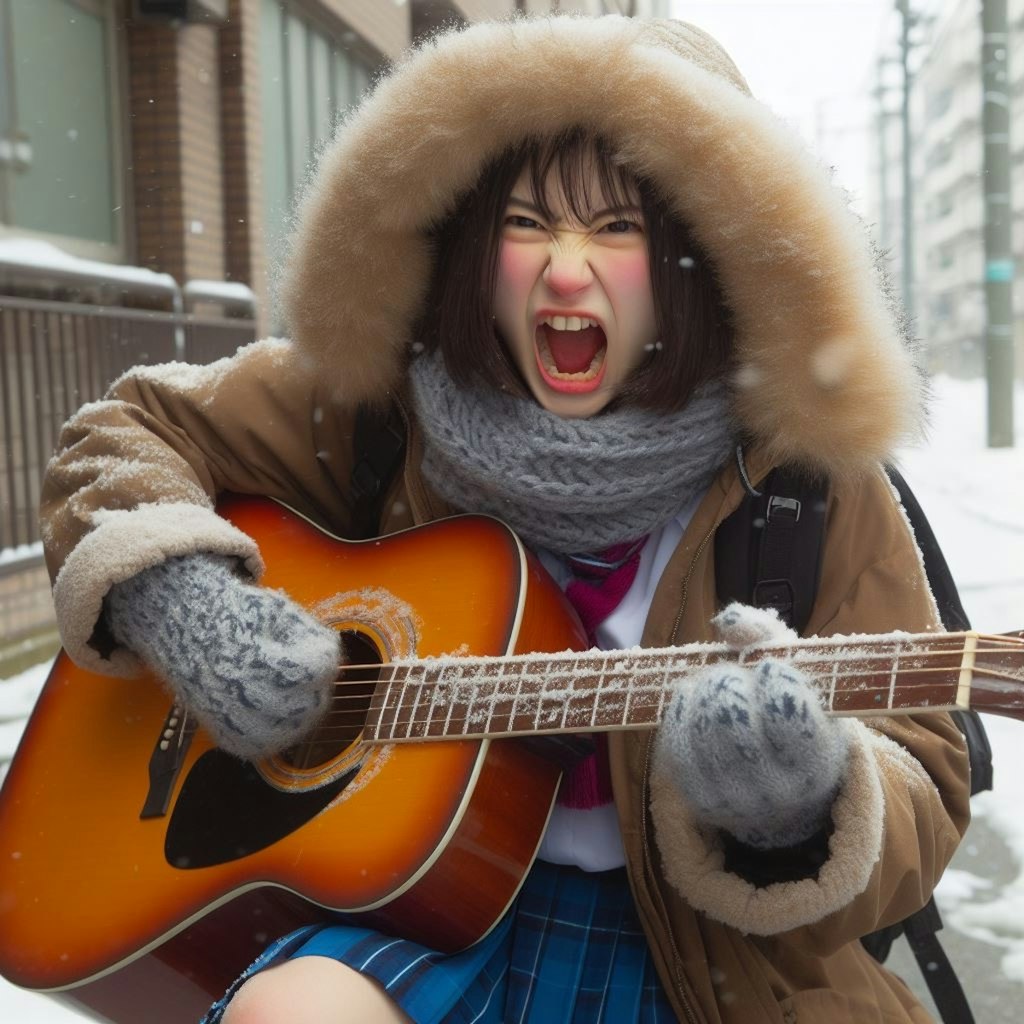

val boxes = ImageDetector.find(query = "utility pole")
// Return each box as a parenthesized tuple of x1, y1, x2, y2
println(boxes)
(896, 0, 915, 325)
(874, 57, 892, 255)
(981, 0, 1015, 447)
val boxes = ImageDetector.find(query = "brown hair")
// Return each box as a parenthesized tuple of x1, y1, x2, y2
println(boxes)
(416, 127, 734, 412)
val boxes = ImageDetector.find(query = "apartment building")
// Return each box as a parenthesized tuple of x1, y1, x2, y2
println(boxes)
(869, 0, 1024, 375)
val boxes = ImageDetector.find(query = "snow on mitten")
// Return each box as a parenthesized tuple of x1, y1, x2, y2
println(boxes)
(106, 553, 340, 760)
(657, 602, 851, 849)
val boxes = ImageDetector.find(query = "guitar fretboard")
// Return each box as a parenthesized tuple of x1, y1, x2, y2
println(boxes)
(360, 630, 1024, 742)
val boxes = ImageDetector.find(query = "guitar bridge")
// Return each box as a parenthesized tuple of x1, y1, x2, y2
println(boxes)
(141, 703, 197, 819)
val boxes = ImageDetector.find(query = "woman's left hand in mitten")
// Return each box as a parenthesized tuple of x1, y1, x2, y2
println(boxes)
(657, 603, 851, 849)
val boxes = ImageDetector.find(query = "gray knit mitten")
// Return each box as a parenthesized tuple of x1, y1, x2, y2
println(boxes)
(657, 603, 850, 850)
(106, 554, 340, 760)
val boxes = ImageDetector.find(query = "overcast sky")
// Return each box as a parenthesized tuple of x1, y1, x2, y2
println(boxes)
(669, 0, 942, 209)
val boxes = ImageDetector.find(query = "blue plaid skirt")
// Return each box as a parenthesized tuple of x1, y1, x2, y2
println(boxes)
(201, 860, 674, 1023)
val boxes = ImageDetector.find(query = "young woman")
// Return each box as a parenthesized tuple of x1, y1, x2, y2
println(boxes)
(40, 15, 969, 1024)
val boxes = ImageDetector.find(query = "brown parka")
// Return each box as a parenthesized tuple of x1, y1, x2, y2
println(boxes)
(39, 15, 970, 1024)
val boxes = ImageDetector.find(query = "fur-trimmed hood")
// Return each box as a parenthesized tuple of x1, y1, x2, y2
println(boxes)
(284, 14, 922, 477)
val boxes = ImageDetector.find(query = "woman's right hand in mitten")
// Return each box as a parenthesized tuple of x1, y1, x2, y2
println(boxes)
(106, 554, 340, 761)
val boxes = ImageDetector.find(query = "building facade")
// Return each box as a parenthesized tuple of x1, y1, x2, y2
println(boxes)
(868, 0, 1024, 376)
(0, 0, 669, 329)
(0, 0, 669, 666)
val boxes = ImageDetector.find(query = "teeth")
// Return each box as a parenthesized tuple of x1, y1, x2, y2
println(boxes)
(543, 315, 598, 331)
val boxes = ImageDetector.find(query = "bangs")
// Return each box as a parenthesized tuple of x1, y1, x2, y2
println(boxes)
(525, 128, 639, 224)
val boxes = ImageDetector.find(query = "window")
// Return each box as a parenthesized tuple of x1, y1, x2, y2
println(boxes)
(928, 138, 954, 169)
(260, 0, 378, 255)
(927, 87, 953, 121)
(930, 191, 954, 220)
(0, 0, 123, 257)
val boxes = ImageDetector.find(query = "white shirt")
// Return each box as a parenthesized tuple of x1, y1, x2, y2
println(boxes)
(534, 495, 701, 872)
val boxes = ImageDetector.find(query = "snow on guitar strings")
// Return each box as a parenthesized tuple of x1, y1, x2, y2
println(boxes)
(364, 631, 1024, 742)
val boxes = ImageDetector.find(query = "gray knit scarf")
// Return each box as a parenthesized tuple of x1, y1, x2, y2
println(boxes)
(408, 350, 735, 554)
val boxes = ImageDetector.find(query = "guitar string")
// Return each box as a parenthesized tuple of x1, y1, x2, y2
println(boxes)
(371, 673, 1021, 737)
(320, 649, 1024, 702)
(277, 637, 1024, 753)
(321, 653, 1023, 698)
(272, 639, 1022, 743)
(306, 667, 1023, 740)
(322, 638, 1024, 686)
(321, 664, 1008, 700)
(312, 698, 1018, 744)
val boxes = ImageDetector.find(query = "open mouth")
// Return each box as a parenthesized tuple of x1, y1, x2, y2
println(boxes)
(534, 317, 607, 394)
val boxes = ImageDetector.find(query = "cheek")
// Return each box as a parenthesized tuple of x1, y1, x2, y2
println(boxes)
(495, 244, 540, 370)
(603, 250, 658, 360)
(496, 242, 538, 307)
(605, 249, 652, 301)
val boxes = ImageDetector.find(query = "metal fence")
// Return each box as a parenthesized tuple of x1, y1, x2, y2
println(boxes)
(0, 294, 256, 550)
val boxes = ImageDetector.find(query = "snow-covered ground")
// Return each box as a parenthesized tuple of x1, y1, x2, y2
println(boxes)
(0, 375, 1022, 1021)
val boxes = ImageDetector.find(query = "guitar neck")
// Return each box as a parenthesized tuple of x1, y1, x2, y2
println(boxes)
(365, 630, 1024, 743)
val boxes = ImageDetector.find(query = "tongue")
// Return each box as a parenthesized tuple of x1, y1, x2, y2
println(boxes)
(542, 325, 605, 374)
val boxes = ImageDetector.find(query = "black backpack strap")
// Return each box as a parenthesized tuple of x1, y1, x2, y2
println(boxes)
(903, 898, 976, 1024)
(350, 402, 407, 540)
(714, 460, 828, 633)
(952, 708, 994, 795)
(885, 466, 971, 633)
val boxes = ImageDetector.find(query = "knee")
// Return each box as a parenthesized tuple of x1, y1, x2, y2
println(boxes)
(221, 956, 408, 1024)
(221, 966, 296, 1024)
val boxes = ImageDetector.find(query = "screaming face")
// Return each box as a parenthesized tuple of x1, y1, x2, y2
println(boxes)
(493, 156, 658, 419)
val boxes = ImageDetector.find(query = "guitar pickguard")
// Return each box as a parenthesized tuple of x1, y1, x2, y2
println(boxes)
(165, 749, 359, 869)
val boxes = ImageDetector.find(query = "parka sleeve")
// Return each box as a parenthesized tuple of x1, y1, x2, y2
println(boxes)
(648, 467, 972, 952)
(40, 337, 364, 678)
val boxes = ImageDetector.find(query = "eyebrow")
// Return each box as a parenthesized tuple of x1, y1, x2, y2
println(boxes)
(507, 195, 642, 221)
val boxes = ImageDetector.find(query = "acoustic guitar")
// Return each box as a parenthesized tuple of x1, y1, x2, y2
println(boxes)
(0, 495, 1021, 1024)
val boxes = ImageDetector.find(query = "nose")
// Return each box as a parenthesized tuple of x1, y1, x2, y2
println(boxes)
(542, 238, 594, 298)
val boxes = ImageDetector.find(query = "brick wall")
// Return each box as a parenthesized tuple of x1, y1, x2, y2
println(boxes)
(126, 16, 227, 287)
(220, 0, 269, 332)
(120, 2, 446, 331)
(127, 20, 186, 278)
(179, 24, 227, 283)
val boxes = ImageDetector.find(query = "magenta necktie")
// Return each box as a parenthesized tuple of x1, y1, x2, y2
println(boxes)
(559, 537, 647, 809)
(564, 538, 648, 646)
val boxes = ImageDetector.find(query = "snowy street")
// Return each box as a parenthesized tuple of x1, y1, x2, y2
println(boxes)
(0, 376, 1022, 1021)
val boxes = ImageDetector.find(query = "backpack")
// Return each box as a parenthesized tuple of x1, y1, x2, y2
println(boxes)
(350, 407, 991, 1024)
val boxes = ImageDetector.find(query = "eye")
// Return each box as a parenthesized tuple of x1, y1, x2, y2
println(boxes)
(600, 218, 643, 235)
(505, 214, 543, 230)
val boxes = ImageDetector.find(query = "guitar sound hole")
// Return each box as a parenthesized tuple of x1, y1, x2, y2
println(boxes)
(280, 630, 383, 770)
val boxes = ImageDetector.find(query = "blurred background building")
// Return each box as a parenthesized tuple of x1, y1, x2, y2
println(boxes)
(868, 0, 1024, 379)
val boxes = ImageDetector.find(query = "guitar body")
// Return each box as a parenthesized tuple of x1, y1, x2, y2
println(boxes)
(0, 497, 586, 1023)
